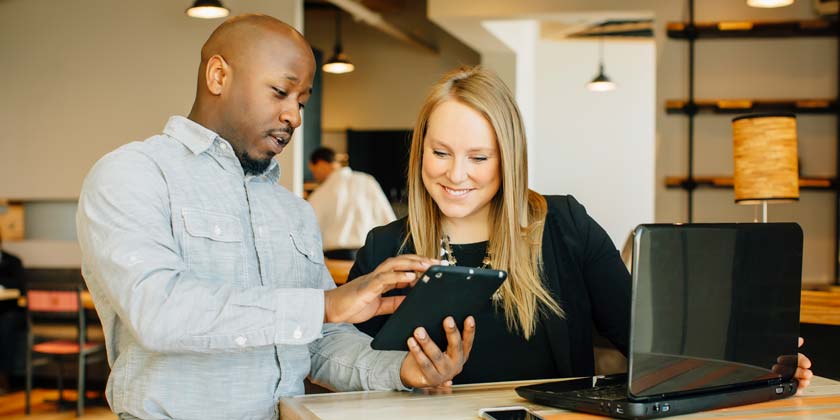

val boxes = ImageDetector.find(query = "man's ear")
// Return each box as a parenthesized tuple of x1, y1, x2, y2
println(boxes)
(204, 54, 229, 96)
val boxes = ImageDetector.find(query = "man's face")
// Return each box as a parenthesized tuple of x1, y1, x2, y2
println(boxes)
(219, 38, 315, 175)
(309, 160, 335, 183)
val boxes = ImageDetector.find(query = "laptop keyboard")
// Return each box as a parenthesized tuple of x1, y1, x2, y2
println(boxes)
(571, 384, 627, 401)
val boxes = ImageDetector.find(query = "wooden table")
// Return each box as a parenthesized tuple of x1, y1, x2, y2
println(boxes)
(280, 376, 840, 420)
(800, 288, 840, 326)
(325, 258, 354, 285)
(0, 288, 21, 301)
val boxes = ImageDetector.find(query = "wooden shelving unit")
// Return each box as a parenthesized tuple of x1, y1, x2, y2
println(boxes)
(666, 1, 840, 284)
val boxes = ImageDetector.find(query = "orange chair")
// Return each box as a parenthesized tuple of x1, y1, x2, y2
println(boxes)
(24, 287, 105, 417)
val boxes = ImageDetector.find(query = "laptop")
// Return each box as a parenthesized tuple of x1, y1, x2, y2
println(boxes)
(517, 223, 803, 419)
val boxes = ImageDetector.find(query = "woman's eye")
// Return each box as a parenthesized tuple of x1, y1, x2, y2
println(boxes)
(274, 88, 287, 98)
(471, 156, 488, 162)
(432, 150, 448, 157)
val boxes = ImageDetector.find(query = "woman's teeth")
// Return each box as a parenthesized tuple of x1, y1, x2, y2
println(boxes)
(444, 186, 471, 196)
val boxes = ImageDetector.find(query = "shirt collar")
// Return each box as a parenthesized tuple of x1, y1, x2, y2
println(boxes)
(162, 116, 281, 182)
(162, 116, 220, 155)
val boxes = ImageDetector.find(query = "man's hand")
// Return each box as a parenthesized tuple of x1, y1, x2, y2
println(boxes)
(323, 255, 438, 324)
(399, 316, 476, 388)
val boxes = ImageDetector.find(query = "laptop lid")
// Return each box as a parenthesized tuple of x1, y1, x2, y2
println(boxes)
(628, 223, 802, 400)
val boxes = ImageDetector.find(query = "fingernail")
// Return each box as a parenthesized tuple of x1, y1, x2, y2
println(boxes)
(404, 272, 417, 280)
(415, 327, 427, 340)
(445, 317, 455, 328)
(408, 338, 417, 349)
(467, 316, 475, 327)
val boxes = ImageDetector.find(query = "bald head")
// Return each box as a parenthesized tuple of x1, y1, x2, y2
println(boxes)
(200, 14, 313, 79)
(188, 14, 316, 175)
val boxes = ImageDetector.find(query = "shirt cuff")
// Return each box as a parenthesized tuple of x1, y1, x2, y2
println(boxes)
(272, 288, 325, 345)
(368, 350, 411, 391)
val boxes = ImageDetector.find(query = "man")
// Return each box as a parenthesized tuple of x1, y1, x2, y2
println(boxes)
(76, 15, 473, 420)
(308, 147, 396, 260)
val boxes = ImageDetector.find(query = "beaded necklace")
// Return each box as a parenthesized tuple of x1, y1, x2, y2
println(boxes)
(440, 234, 503, 302)
(439, 234, 492, 268)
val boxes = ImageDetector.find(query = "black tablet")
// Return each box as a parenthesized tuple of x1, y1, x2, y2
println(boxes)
(370, 265, 507, 351)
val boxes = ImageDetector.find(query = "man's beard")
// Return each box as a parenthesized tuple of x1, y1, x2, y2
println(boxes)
(238, 150, 273, 175)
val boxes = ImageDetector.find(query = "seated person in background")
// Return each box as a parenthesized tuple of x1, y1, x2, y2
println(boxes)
(308, 147, 396, 260)
(0, 231, 24, 290)
(349, 65, 814, 390)
(0, 230, 25, 393)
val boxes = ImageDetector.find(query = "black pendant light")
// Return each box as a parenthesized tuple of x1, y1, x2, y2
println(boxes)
(587, 37, 616, 92)
(322, 10, 355, 74)
(186, 0, 230, 19)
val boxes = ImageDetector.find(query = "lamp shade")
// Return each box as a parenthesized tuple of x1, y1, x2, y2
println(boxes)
(323, 50, 354, 74)
(747, 0, 794, 8)
(732, 113, 799, 204)
(186, 0, 229, 19)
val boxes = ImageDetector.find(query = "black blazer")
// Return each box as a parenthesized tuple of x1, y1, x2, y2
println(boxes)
(348, 195, 631, 377)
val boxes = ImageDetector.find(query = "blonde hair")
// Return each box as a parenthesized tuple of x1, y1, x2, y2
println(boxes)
(404, 66, 563, 339)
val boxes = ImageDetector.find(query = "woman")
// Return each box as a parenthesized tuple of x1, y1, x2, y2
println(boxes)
(349, 66, 814, 390)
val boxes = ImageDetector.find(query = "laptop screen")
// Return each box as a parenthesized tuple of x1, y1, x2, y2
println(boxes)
(628, 223, 802, 399)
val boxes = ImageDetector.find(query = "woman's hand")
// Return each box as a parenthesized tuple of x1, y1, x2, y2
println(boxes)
(794, 337, 813, 395)
(399, 316, 476, 388)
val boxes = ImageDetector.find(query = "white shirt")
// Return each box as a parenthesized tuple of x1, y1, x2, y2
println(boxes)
(308, 167, 396, 251)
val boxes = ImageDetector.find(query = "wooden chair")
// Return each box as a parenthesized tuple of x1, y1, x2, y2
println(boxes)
(24, 286, 105, 417)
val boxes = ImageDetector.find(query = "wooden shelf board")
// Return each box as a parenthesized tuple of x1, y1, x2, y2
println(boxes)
(667, 19, 838, 39)
(665, 176, 835, 190)
(666, 99, 838, 115)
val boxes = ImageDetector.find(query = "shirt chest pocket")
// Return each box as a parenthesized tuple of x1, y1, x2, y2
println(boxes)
(182, 208, 245, 286)
(289, 231, 325, 287)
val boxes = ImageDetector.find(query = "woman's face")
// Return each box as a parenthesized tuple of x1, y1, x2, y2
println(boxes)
(421, 99, 501, 224)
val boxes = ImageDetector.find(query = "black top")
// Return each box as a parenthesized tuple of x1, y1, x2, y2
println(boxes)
(436, 241, 558, 383)
(349, 195, 632, 382)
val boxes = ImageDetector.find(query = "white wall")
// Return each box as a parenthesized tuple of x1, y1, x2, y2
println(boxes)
(0, 0, 304, 200)
(0, 0, 303, 267)
(429, 0, 837, 285)
(532, 39, 656, 248)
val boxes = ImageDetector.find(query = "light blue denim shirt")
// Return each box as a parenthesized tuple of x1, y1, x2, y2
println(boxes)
(77, 116, 407, 420)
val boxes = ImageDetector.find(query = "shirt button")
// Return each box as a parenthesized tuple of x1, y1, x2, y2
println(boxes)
(235, 336, 247, 347)
(219, 142, 227, 150)
(213, 225, 222, 236)
(293, 327, 302, 339)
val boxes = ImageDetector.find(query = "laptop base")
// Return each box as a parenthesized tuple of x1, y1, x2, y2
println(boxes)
(516, 376, 798, 419)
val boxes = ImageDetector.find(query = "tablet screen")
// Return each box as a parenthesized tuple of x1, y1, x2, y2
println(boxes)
(371, 265, 507, 351)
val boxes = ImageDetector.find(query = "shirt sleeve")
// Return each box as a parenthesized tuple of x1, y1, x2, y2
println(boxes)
(309, 324, 408, 392)
(566, 196, 632, 356)
(77, 149, 325, 354)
